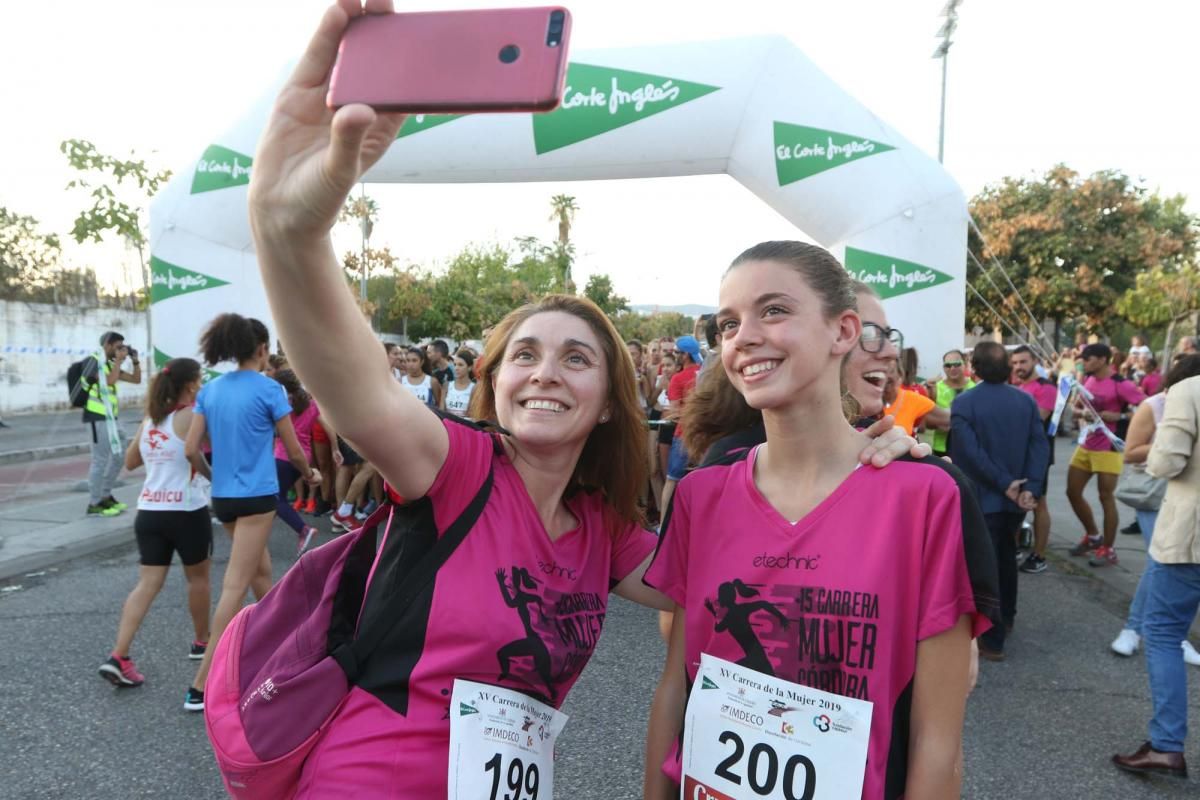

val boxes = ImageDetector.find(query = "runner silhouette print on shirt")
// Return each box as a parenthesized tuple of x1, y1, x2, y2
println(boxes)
(495, 567, 558, 703)
(705, 579, 789, 676)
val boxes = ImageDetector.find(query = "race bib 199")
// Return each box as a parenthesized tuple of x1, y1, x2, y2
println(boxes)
(448, 679, 569, 800)
(681, 653, 873, 800)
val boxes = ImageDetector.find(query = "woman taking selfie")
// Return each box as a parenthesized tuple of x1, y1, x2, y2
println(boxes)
(241, 3, 926, 793)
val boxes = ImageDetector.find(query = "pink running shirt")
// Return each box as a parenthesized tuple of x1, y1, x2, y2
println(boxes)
(1019, 377, 1057, 414)
(1081, 375, 1145, 451)
(273, 401, 320, 462)
(645, 447, 990, 800)
(296, 419, 656, 798)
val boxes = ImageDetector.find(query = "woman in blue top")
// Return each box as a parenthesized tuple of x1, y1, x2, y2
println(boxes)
(183, 313, 321, 712)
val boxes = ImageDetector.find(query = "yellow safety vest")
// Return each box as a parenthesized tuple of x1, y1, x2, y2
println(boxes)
(931, 379, 975, 453)
(85, 355, 119, 419)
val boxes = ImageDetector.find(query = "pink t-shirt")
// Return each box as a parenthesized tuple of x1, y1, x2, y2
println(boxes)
(273, 401, 321, 462)
(1082, 375, 1145, 451)
(1141, 371, 1163, 397)
(1019, 377, 1057, 413)
(644, 447, 988, 800)
(297, 419, 656, 798)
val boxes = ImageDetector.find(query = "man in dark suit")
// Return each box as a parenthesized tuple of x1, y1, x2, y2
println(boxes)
(951, 342, 1050, 661)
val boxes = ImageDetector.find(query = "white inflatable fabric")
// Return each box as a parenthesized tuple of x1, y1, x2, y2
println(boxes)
(149, 36, 966, 377)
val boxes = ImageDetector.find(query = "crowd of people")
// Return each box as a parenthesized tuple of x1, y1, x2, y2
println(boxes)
(79, 4, 1200, 795)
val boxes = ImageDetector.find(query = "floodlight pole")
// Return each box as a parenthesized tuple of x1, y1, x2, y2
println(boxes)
(937, 49, 948, 163)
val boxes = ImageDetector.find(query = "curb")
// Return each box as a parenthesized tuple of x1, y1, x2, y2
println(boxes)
(0, 521, 137, 583)
(0, 442, 90, 466)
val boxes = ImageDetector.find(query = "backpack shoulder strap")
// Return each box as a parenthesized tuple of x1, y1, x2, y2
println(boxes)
(334, 455, 496, 682)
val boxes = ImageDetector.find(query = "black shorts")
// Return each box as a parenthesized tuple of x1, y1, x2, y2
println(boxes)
(657, 421, 677, 446)
(135, 508, 213, 566)
(338, 437, 364, 466)
(211, 495, 276, 523)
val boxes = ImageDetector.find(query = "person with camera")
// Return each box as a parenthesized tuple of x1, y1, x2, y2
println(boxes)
(82, 331, 142, 517)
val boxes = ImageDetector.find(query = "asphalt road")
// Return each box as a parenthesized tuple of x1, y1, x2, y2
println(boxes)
(1, 519, 1197, 799)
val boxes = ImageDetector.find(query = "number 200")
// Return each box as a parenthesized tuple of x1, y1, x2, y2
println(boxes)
(714, 730, 816, 800)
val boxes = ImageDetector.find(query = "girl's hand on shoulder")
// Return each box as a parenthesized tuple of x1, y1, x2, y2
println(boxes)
(249, 0, 406, 243)
(859, 415, 931, 467)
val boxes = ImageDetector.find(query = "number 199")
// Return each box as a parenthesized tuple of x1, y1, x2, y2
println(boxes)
(484, 753, 540, 800)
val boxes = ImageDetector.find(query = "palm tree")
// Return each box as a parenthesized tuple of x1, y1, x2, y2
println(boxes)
(548, 194, 579, 293)
(339, 190, 380, 304)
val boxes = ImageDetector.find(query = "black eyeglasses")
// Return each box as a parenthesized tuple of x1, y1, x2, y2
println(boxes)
(859, 323, 903, 353)
(943, 361, 964, 369)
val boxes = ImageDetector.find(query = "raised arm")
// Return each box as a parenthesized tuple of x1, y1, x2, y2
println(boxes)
(247, 0, 446, 500)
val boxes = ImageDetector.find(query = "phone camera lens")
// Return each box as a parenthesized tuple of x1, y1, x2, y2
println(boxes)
(551, 10, 565, 21)
(499, 44, 521, 64)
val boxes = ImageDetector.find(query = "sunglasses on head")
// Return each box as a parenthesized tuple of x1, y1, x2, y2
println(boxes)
(859, 322, 903, 353)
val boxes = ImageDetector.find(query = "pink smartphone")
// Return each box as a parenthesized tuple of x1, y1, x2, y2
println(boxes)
(327, 7, 572, 113)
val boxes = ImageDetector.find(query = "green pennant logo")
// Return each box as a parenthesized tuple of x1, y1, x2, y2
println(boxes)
(153, 347, 221, 382)
(396, 113, 466, 139)
(533, 63, 720, 154)
(701, 676, 720, 690)
(151, 256, 229, 303)
(191, 144, 253, 194)
(844, 247, 953, 299)
(459, 702, 480, 716)
(773, 122, 895, 186)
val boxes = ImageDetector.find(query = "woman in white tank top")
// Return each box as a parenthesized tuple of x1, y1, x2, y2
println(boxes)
(443, 350, 477, 417)
(99, 358, 216, 690)
(400, 346, 442, 407)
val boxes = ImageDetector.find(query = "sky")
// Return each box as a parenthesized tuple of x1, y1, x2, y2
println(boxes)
(2, 0, 1198, 307)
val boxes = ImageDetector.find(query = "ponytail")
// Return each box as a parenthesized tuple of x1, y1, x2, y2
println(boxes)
(272, 368, 310, 415)
(145, 358, 202, 425)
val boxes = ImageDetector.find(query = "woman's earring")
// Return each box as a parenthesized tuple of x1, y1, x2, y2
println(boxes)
(599, 414, 609, 423)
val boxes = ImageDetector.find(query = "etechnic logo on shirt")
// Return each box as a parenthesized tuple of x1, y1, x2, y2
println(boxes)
(752, 552, 821, 570)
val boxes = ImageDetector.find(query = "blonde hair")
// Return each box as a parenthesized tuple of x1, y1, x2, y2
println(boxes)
(469, 295, 648, 535)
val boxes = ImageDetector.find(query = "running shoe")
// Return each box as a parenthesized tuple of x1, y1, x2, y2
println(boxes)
(1184, 641, 1200, 666)
(1069, 534, 1102, 556)
(1121, 520, 1142, 536)
(292, 497, 305, 511)
(101, 496, 128, 512)
(184, 687, 205, 712)
(1019, 553, 1048, 574)
(298, 525, 317, 555)
(304, 497, 317, 514)
(86, 503, 121, 518)
(98, 654, 144, 687)
(1088, 546, 1119, 567)
(1111, 629, 1140, 656)
(313, 498, 333, 517)
(188, 640, 207, 660)
(330, 511, 358, 532)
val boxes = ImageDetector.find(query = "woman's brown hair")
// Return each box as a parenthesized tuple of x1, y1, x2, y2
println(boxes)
(469, 294, 648, 536)
(272, 368, 311, 415)
(145, 358, 202, 426)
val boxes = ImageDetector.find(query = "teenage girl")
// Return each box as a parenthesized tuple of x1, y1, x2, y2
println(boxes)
(98, 358, 213, 688)
(644, 242, 993, 800)
(271, 368, 339, 553)
(242, 8, 923, 791)
(183, 313, 321, 712)
(400, 345, 442, 408)
(442, 349, 476, 416)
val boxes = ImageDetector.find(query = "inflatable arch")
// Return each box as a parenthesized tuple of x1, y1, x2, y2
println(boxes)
(149, 35, 967, 376)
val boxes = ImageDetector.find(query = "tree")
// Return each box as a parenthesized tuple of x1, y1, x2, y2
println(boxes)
(1116, 263, 1200, 361)
(612, 310, 696, 343)
(967, 165, 1197, 343)
(340, 191, 381, 305)
(582, 273, 629, 317)
(548, 194, 579, 293)
(60, 139, 172, 309)
(386, 266, 436, 340)
(0, 208, 61, 300)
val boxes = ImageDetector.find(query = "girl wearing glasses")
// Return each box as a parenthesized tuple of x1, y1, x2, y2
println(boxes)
(644, 241, 996, 800)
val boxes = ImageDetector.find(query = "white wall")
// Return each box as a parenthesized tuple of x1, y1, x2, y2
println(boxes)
(0, 301, 148, 415)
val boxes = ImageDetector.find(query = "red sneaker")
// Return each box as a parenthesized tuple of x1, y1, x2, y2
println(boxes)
(1088, 546, 1118, 567)
(292, 497, 305, 511)
(1069, 534, 1101, 556)
(304, 497, 317, 514)
(331, 511, 358, 533)
(99, 654, 145, 687)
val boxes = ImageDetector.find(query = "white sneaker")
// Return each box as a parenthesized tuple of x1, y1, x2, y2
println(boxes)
(1183, 640, 1200, 666)
(1111, 629, 1140, 657)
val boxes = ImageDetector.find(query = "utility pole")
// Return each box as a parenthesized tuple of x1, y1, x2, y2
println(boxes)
(933, 0, 963, 164)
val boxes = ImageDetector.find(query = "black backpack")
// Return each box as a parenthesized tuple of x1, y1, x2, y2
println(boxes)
(66, 356, 96, 408)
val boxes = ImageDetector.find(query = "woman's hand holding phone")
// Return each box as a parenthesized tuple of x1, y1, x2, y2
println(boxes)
(248, 0, 405, 247)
